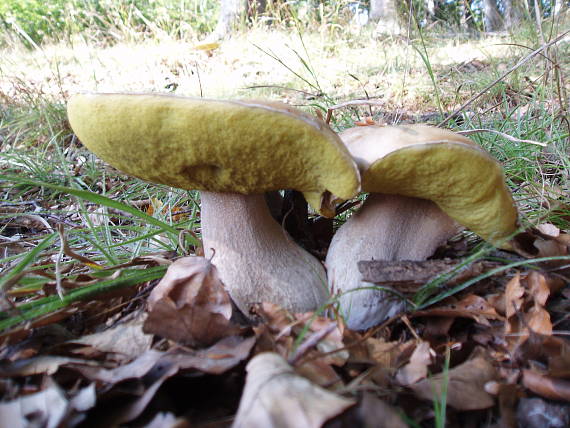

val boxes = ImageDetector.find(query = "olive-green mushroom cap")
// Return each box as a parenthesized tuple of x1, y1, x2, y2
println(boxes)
(67, 93, 360, 216)
(340, 124, 518, 247)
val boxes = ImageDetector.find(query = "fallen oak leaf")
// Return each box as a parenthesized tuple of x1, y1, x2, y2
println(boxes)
(523, 369, 570, 402)
(66, 312, 152, 361)
(409, 356, 497, 410)
(144, 256, 244, 346)
(232, 352, 355, 428)
(413, 294, 503, 326)
(395, 341, 432, 386)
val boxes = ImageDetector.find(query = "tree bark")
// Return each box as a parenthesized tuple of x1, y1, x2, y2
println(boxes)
(483, 0, 503, 31)
(504, 0, 528, 29)
(369, 0, 403, 35)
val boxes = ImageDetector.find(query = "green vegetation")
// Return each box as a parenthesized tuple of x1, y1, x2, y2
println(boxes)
(0, 0, 569, 378)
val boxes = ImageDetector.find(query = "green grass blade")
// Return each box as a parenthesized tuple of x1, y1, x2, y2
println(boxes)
(0, 265, 167, 332)
(0, 233, 57, 291)
(1, 175, 179, 235)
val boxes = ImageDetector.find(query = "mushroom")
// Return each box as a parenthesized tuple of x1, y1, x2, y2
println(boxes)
(67, 93, 360, 316)
(325, 124, 518, 330)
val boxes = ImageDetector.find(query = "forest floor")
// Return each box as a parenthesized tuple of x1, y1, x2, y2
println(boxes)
(1, 20, 570, 427)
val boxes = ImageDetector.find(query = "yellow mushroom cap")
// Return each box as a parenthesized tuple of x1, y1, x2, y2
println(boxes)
(67, 93, 360, 216)
(340, 124, 518, 247)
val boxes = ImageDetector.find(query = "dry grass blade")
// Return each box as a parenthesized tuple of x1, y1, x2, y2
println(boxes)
(438, 30, 570, 127)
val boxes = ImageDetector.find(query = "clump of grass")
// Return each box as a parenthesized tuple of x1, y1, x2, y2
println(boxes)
(0, 0, 219, 49)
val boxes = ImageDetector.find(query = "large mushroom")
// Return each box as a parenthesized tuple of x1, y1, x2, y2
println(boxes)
(67, 93, 360, 316)
(325, 124, 518, 330)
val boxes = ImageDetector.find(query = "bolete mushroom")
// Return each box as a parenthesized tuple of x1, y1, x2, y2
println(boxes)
(67, 93, 360, 316)
(325, 124, 518, 330)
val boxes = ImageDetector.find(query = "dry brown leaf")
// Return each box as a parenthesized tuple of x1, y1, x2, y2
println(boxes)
(163, 335, 256, 375)
(365, 338, 411, 369)
(357, 393, 407, 428)
(74, 335, 255, 384)
(505, 274, 524, 320)
(0, 355, 99, 377)
(67, 312, 152, 360)
(523, 369, 570, 402)
(72, 349, 164, 384)
(395, 341, 432, 386)
(144, 256, 242, 346)
(528, 271, 551, 306)
(232, 352, 355, 428)
(526, 304, 552, 336)
(414, 294, 502, 326)
(296, 358, 344, 389)
(410, 356, 497, 410)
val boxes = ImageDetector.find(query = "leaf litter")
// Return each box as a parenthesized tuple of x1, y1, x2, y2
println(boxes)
(1, 224, 570, 426)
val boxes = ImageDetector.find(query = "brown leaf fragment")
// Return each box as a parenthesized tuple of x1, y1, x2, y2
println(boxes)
(395, 341, 432, 386)
(0, 355, 99, 377)
(517, 397, 570, 428)
(144, 256, 243, 346)
(336, 392, 407, 427)
(357, 393, 407, 428)
(410, 357, 497, 410)
(365, 338, 411, 369)
(528, 271, 551, 306)
(232, 353, 355, 428)
(505, 274, 524, 319)
(526, 304, 552, 336)
(358, 259, 501, 293)
(523, 369, 570, 402)
(164, 335, 256, 375)
(512, 226, 569, 260)
(497, 384, 521, 428)
(67, 312, 152, 360)
(413, 294, 502, 326)
(72, 349, 164, 384)
(114, 361, 179, 424)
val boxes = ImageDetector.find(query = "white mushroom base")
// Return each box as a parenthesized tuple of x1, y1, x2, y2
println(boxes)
(201, 191, 329, 317)
(326, 194, 459, 330)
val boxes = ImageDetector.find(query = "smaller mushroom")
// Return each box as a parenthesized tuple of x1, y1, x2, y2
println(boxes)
(326, 124, 518, 330)
(67, 93, 360, 316)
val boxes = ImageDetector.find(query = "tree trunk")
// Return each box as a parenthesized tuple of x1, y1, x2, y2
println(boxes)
(369, 0, 403, 35)
(483, 0, 503, 31)
(504, 0, 527, 29)
(553, 0, 565, 15)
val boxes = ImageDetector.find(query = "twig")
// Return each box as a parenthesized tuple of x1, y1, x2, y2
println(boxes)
(326, 99, 385, 124)
(288, 322, 337, 365)
(457, 129, 547, 146)
(438, 30, 570, 127)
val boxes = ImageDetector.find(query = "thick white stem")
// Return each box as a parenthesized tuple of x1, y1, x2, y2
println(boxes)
(326, 194, 459, 330)
(201, 191, 328, 316)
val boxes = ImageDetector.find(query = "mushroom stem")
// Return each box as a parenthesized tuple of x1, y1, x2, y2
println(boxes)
(326, 193, 460, 330)
(200, 191, 329, 316)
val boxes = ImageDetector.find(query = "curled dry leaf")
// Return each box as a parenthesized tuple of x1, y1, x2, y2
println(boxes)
(414, 294, 502, 326)
(410, 356, 497, 410)
(523, 369, 570, 402)
(512, 224, 569, 261)
(67, 312, 152, 361)
(144, 256, 242, 346)
(395, 341, 432, 386)
(232, 352, 355, 428)
(505, 272, 554, 352)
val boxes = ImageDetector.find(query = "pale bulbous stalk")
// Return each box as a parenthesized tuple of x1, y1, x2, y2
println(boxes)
(201, 191, 329, 316)
(326, 194, 459, 330)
